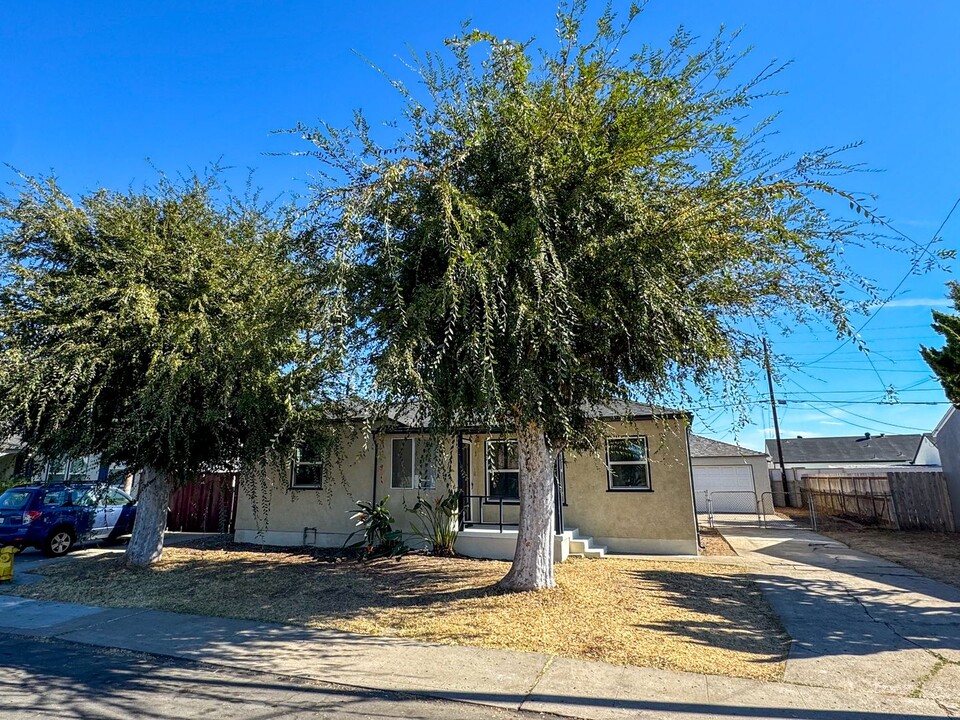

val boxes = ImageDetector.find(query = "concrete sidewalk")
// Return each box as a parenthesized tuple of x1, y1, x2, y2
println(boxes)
(0, 595, 951, 719)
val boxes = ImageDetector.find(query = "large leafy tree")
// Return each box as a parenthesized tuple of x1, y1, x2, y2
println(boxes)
(0, 173, 341, 566)
(298, 3, 900, 590)
(923, 282, 960, 404)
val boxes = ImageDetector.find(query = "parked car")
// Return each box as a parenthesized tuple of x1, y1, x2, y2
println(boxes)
(0, 484, 137, 556)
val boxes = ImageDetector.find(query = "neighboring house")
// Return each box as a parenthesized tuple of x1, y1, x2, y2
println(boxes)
(933, 407, 960, 528)
(765, 433, 941, 469)
(689, 435, 770, 513)
(233, 401, 701, 559)
(0, 437, 24, 485)
(0, 444, 138, 497)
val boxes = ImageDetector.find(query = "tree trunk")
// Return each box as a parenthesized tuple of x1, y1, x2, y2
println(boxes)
(500, 422, 556, 591)
(125, 468, 174, 568)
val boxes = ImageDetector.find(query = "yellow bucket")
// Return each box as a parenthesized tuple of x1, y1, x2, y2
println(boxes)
(0, 546, 17, 582)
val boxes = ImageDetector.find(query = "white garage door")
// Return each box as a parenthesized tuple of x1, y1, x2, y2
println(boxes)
(693, 465, 755, 512)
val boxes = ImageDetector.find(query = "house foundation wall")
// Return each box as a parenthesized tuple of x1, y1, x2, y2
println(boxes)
(455, 530, 570, 562)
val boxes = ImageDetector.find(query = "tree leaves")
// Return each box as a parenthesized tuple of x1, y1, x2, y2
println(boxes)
(295, 3, 894, 448)
(922, 282, 960, 406)
(0, 172, 344, 480)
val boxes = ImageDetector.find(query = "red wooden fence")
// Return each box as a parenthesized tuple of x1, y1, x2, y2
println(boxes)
(166, 473, 238, 533)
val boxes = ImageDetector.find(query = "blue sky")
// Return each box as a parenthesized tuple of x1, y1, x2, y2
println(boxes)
(3, 1, 958, 451)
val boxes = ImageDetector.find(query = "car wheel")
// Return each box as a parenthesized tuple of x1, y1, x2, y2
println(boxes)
(44, 527, 75, 557)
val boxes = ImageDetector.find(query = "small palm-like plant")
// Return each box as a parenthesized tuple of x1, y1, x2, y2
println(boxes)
(405, 488, 460, 556)
(347, 496, 407, 558)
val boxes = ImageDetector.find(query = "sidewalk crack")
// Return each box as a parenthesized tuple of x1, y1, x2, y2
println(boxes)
(50, 608, 149, 639)
(525, 655, 555, 700)
(910, 659, 947, 699)
(836, 581, 960, 698)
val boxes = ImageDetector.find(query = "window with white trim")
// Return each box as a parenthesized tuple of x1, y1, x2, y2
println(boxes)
(391, 438, 438, 490)
(606, 436, 651, 490)
(485, 439, 520, 499)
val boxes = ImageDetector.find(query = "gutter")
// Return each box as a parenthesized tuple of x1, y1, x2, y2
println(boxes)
(382, 412, 694, 437)
(370, 430, 379, 506)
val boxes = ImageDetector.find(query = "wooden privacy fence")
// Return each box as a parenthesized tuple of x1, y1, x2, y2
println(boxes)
(802, 475, 895, 528)
(167, 473, 239, 534)
(888, 471, 954, 532)
(801, 471, 954, 532)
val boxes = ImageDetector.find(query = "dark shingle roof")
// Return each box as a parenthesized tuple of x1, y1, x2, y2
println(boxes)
(690, 434, 766, 458)
(382, 399, 688, 431)
(765, 434, 925, 465)
(586, 400, 688, 420)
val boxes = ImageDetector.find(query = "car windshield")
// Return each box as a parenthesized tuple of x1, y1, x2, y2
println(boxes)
(0, 489, 33, 510)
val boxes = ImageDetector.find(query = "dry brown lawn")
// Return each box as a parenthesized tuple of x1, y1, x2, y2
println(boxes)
(819, 526, 960, 589)
(699, 528, 737, 556)
(11, 539, 788, 680)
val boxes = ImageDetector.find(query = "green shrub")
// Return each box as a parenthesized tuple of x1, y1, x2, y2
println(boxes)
(405, 488, 460, 556)
(346, 496, 407, 558)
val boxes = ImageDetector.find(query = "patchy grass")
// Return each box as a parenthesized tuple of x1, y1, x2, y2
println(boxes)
(818, 526, 960, 589)
(699, 528, 737, 556)
(10, 540, 788, 680)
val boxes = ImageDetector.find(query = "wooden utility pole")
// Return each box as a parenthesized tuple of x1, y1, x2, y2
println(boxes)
(763, 339, 789, 496)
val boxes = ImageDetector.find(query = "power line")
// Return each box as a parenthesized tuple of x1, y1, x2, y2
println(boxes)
(795, 366, 932, 373)
(790, 397, 930, 435)
(776, 388, 941, 396)
(775, 334, 941, 348)
(787, 350, 928, 357)
(686, 398, 950, 410)
(784, 377, 941, 432)
(809, 193, 960, 364)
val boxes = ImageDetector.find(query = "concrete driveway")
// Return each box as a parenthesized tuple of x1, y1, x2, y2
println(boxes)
(719, 525, 960, 709)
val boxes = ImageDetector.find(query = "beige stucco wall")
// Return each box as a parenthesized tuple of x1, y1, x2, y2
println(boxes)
(234, 430, 459, 548)
(234, 418, 698, 556)
(234, 429, 378, 547)
(561, 419, 698, 554)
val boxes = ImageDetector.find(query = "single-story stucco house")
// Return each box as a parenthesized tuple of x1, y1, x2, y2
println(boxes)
(233, 401, 701, 560)
(689, 435, 770, 513)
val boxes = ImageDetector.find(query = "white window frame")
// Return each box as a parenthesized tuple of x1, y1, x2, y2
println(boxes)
(390, 437, 438, 491)
(485, 438, 520, 501)
(605, 435, 652, 491)
(290, 447, 324, 489)
(458, 439, 473, 491)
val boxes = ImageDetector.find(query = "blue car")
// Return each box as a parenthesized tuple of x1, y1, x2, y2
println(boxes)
(0, 484, 137, 556)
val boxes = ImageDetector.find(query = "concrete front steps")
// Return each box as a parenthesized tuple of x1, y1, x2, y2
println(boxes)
(565, 528, 607, 559)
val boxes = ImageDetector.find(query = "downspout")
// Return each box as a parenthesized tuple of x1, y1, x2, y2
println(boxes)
(685, 423, 703, 552)
(456, 432, 465, 530)
(370, 430, 379, 506)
